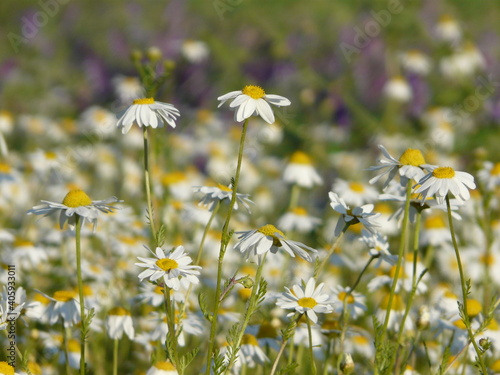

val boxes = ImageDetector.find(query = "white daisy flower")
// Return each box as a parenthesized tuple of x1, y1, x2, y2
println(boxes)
(282, 151, 323, 188)
(135, 245, 201, 291)
(477, 161, 500, 191)
(332, 178, 378, 207)
(239, 334, 269, 367)
(399, 49, 432, 75)
(435, 14, 462, 44)
(359, 230, 397, 267)
(193, 183, 253, 212)
(276, 277, 334, 324)
(414, 166, 476, 204)
(329, 192, 381, 236)
(36, 290, 81, 328)
(217, 85, 291, 124)
(27, 189, 121, 231)
(105, 307, 135, 340)
(116, 97, 180, 134)
(383, 76, 412, 102)
(368, 145, 429, 189)
(233, 224, 318, 262)
(277, 206, 321, 234)
(146, 361, 178, 375)
(330, 286, 367, 319)
(112, 75, 145, 104)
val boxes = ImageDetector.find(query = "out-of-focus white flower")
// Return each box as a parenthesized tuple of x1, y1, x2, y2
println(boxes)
(283, 151, 323, 188)
(399, 49, 432, 75)
(146, 361, 178, 375)
(277, 207, 321, 233)
(383, 76, 412, 102)
(435, 14, 462, 44)
(105, 307, 135, 340)
(181, 40, 209, 63)
(478, 161, 500, 191)
(194, 183, 253, 212)
(112, 75, 145, 103)
(332, 178, 378, 207)
(37, 290, 80, 328)
(217, 85, 291, 124)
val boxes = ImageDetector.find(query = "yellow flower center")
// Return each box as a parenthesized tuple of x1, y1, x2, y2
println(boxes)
(155, 258, 179, 272)
(291, 206, 307, 216)
(466, 299, 482, 317)
(338, 291, 355, 304)
(62, 189, 92, 208)
(289, 151, 312, 164)
(28, 362, 42, 375)
(154, 361, 177, 371)
(492, 359, 500, 372)
(353, 335, 369, 345)
(480, 254, 494, 265)
(217, 183, 232, 192)
(133, 97, 155, 105)
(0, 162, 11, 174)
(257, 224, 285, 247)
(487, 318, 499, 331)
(453, 319, 467, 330)
(0, 362, 15, 375)
(349, 182, 365, 192)
(424, 215, 446, 229)
(162, 171, 187, 185)
(432, 167, 455, 179)
(14, 238, 33, 247)
(380, 294, 405, 311)
(242, 85, 266, 99)
(53, 290, 77, 302)
(399, 149, 425, 166)
(68, 339, 80, 353)
(108, 307, 130, 316)
(45, 151, 57, 159)
(297, 297, 318, 309)
(241, 333, 259, 346)
(389, 265, 408, 279)
(375, 203, 393, 214)
(34, 293, 50, 304)
(238, 288, 252, 300)
(490, 162, 500, 176)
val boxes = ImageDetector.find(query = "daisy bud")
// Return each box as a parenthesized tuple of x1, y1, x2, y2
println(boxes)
(147, 46, 162, 63)
(340, 353, 355, 375)
(239, 275, 254, 289)
(479, 337, 491, 352)
(131, 49, 143, 62)
(417, 305, 430, 331)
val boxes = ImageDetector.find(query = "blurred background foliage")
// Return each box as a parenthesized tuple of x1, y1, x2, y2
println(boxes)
(1, 0, 500, 156)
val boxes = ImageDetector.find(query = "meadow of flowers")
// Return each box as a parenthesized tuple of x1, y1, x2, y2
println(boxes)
(2, 1, 500, 374)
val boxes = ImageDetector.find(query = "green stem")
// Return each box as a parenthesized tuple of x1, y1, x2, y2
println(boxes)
(164, 286, 178, 367)
(288, 184, 301, 210)
(62, 322, 71, 375)
(314, 223, 349, 279)
(143, 127, 157, 246)
(223, 254, 267, 375)
(113, 338, 119, 375)
(306, 316, 317, 375)
(397, 211, 422, 345)
(381, 181, 412, 336)
(445, 195, 487, 373)
(75, 216, 86, 375)
(350, 255, 375, 293)
(195, 201, 220, 266)
(205, 119, 249, 375)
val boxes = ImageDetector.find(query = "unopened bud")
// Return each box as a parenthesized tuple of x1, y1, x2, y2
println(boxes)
(147, 46, 162, 63)
(479, 337, 491, 352)
(239, 276, 254, 289)
(131, 49, 143, 62)
(163, 59, 176, 72)
(417, 305, 430, 330)
(340, 353, 355, 375)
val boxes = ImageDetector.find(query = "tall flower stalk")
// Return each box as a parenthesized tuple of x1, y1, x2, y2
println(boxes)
(205, 118, 249, 374)
(75, 216, 87, 375)
(445, 195, 487, 373)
